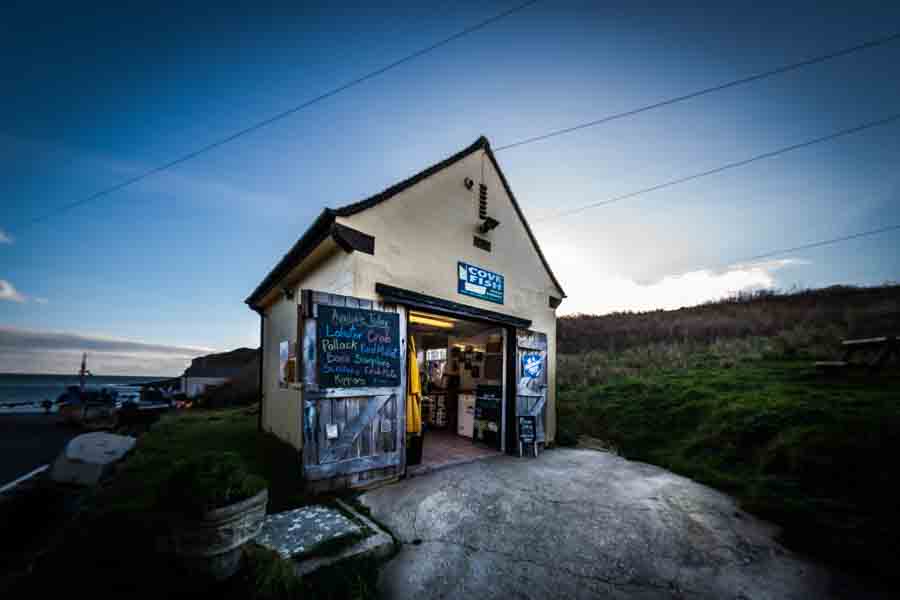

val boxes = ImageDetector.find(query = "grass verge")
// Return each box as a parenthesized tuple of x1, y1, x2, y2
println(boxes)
(558, 358, 900, 578)
(6, 407, 382, 600)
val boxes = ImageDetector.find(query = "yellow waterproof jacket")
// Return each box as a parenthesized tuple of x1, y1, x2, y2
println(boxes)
(406, 337, 422, 434)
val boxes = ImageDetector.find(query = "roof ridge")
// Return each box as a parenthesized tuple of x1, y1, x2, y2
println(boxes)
(332, 136, 490, 216)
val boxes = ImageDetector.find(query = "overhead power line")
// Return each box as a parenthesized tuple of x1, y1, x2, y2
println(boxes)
(534, 113, 900, 224)
(726, 223, 900, 268)
(636, 223, 900, 284)
(14, 0, 540, 232)
(495, 31, 900, 152)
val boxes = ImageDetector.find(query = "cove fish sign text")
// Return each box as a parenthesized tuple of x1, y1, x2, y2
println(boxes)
(458, 261, 504, 304)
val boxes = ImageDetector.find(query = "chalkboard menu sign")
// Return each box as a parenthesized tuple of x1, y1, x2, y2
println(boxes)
(518, 415, 537, 444)
(316, 305, 401, 388)
(474, 384, 502, 450)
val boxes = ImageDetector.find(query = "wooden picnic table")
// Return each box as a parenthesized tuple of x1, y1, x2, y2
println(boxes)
(815, 336, 898, 371)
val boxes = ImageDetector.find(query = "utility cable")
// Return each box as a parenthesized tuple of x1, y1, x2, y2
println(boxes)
(495, 30, 900, 152)
(534, 113, 900, 224)
(12, 0, 540, 231)
(725, 223, 900, 269)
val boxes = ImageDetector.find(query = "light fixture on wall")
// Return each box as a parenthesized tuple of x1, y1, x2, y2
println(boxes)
(478, 216, 500, 234)
(410, 312, 455, 329)
(282, 286, 295, 300)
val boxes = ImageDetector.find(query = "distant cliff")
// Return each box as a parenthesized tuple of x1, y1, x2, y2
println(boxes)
(184, 347, 260, 406)
(183, 347, 259, 378)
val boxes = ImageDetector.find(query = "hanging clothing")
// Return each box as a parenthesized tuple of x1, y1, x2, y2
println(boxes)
(406, 337, 423, 435)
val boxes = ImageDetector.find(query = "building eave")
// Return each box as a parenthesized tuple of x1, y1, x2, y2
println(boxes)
(245, 212, 375, 309)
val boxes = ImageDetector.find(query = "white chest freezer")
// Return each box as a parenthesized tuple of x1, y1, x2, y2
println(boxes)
(457, 393, 475, 438)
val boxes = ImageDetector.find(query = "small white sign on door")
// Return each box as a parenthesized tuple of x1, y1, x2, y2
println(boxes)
(325, 423, 339, 440)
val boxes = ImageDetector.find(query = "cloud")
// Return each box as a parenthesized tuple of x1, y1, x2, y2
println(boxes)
(0, 279, 26, 303)
(0, 326, 215, 375)
(0, 229, 11, 244)
(0, 279, 52, 304)
(558, 259, 806, 315)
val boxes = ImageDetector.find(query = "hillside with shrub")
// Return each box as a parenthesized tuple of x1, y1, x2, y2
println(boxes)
(558, 284, 900, 388)
(555, 283, 900, 580)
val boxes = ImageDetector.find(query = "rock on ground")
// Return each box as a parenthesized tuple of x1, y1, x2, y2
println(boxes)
(49, 432, 135, 487)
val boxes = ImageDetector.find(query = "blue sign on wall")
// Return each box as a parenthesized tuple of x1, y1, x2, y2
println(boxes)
(458, 261, 504, 304)
(522, 352, 544, 380)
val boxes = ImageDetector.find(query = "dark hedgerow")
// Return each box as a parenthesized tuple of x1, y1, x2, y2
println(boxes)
(555, 426, 578, 447)
(158, 451, 267, 517)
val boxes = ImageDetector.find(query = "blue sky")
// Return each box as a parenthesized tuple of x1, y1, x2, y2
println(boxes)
(2, 0, 899, 374)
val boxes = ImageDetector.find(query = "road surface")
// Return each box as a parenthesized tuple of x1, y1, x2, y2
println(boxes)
(0, 415, 78, 488)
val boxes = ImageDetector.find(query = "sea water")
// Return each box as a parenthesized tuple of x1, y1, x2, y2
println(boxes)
(0, 374, 165, 414)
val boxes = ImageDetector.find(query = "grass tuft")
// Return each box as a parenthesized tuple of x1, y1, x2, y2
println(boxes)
(158, 451, 267, 517)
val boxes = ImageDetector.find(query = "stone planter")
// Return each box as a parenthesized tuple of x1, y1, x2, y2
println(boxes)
(169, 488, 268, 581)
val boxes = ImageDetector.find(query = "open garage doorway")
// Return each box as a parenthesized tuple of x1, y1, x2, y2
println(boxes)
(406, 310, 505, 475)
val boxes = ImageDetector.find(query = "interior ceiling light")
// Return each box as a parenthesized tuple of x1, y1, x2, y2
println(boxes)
(410, 313, 455, 329)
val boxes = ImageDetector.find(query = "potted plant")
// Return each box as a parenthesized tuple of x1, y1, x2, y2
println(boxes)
(159, 451, 268, 581)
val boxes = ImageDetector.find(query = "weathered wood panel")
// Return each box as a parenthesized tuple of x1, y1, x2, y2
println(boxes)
(517, 330, 548, 351)
(396, 306, 407, 470)
(318, 395, 332, 461)
(304, 452, 401, 479)
(307, 467, 400, 493)
(299, 290, 406, 489)
(360, 398, 370, 459)
(500, 328, 508, 454)
(320, 394, 394, 463)
(516, 394, 547, 443)
(381, 393, 393, 453)
(348, 397, 361, 458)
(310, 387, 396, 398)
(516, 329, 548, 444)
(302, 397, 317, 466)
(301, 316, 317, 388)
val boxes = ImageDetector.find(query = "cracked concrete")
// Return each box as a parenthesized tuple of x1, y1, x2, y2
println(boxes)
(359, 448, 881, 599)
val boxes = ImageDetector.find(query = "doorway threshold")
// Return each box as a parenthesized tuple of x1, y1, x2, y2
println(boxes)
(406, 430, 500, 478)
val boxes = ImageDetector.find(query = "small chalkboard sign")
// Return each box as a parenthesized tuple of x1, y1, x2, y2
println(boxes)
(518, 415, 537, 444)
(316, 305, 401, 388)
(518, 415, 538, 457)
(474, 384, 501, 449)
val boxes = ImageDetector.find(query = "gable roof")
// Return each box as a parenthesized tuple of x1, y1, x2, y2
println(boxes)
(245, 136, 565, 308)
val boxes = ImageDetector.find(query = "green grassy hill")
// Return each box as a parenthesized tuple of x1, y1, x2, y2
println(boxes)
(556, 284, 900, 578)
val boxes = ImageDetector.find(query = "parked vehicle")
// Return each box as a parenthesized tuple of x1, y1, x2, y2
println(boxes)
(112, 386, 142, 409)
(57, 384, 171, 426)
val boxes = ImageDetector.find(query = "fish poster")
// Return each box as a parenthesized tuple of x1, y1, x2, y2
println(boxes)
(518, 351, 546, 395)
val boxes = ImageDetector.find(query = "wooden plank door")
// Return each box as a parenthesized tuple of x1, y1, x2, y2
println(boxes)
(299, 290, 406, 489)
(516, 330, 548, 445)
